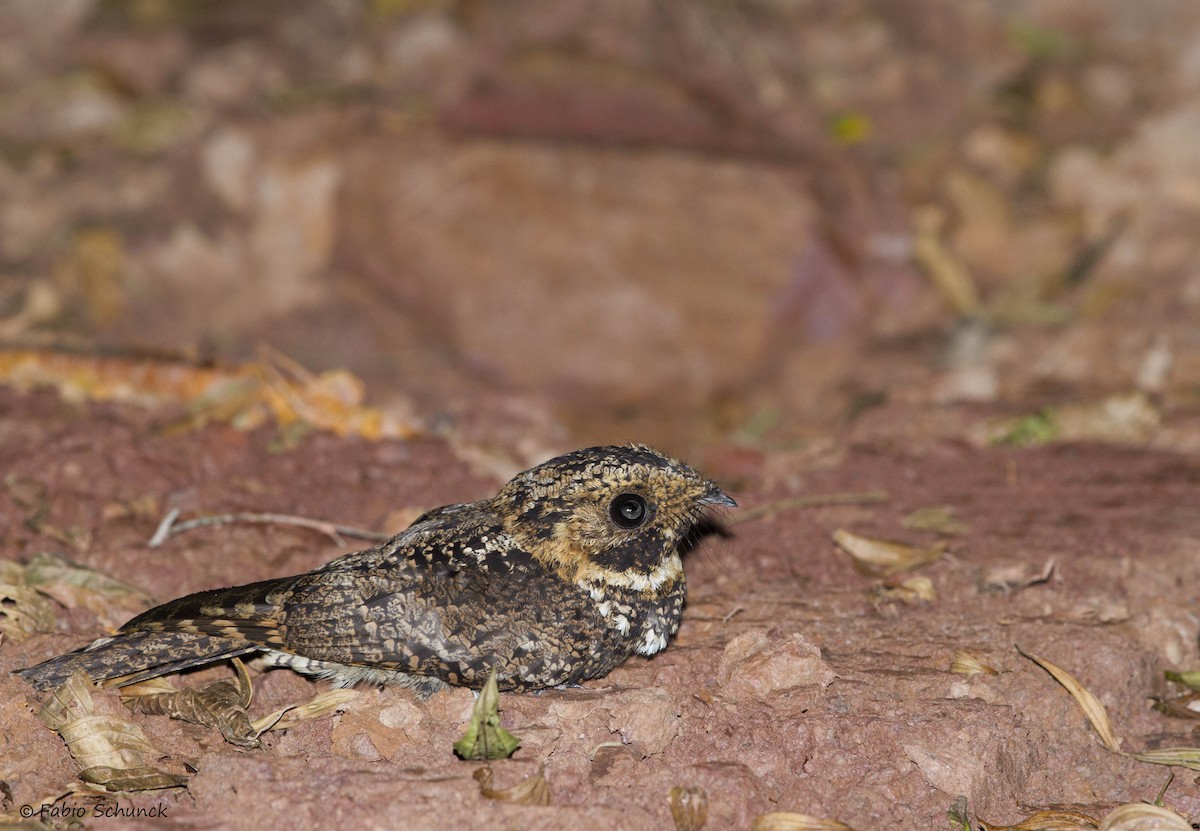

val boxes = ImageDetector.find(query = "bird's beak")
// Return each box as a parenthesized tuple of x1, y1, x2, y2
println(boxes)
(699, 487, 737, 508)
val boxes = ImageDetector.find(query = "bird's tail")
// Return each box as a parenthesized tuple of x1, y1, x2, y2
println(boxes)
(18, 576, 297, 690)
(17, 629, 260, 690)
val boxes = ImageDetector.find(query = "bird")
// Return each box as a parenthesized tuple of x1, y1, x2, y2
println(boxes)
(18, 445, 734, 695)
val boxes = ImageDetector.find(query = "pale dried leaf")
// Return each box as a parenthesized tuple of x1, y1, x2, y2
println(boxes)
(66, 779, 125, 799)
(1097, 803, 1190, 831)
(118, 677, 181, 698)
(669, 786, 708, 831)
(981, 558, 1056, 593)
(0, 582, 56, 639)
(0, 278, 62, 338)
(0, 349, 420, 441)
(950, 651, 998, 676)
(751, 813, 859, 831)
(1126, 748, 1200, 771)
(81, 765, 187, 791)
(38, 672, 184, 791)
(24, 552, 153, 603)
(0, 560, 25, 584)
(252, 688, 362, 734)
(1053, 394, 1160, 444)
(977, 808, 1098, 830)
(1019, 649, 1121, 752)
(901, 506, 969, 536)
(24, 552, 153, 624)
(37, 671, 97, 730)
(832, 529, 945, 577)
(912, 206, 981, 314)
(58, 716, 165, 770)
(474, 764, 550, 805)
(873, 576, 936, 605)
(231, 655, 253, 704)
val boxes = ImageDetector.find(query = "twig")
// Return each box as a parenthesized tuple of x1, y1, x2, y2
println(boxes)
(148, 511, 392, 547)
(728, 491, 888, 526)
(148, 507, 181, 547)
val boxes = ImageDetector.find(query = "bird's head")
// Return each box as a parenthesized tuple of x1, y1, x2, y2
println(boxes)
(495, 445, 735, 591)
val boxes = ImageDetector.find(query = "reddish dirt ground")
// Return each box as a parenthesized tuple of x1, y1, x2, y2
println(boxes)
(3, 388, 1200, 829)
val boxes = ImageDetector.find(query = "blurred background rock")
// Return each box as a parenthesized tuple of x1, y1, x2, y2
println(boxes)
(2, 0, 1199, 464)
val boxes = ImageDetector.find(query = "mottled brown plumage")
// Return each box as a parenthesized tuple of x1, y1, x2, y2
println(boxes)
(19, 445, 734, 694)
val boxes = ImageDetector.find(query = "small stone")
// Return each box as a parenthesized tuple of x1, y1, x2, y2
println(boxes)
(717, 630, 836, 701)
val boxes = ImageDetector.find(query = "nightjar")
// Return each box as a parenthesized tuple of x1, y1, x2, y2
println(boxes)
(19, 445, 734, 694)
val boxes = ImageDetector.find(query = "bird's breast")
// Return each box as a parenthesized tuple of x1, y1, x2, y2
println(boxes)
(579, 574, 686, 658)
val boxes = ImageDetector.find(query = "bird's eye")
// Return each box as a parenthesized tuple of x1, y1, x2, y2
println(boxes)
(610, 493, 647, 529)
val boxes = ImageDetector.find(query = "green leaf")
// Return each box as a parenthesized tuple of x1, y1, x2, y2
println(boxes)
(829, 112, 872, 146)
(947, 796, 971, 831)
(1165, 670, 1200, 691)
(453, 669, 521, 761)
(994, 410, 1057, 446)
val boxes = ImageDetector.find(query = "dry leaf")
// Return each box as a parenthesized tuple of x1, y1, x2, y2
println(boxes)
(833, 529, 945, 578)
(902, 507, 969, 536)
(1022, 650, 1200, 772)
(38, 672, 185, 791)
(752, 813, 859, 831)
(873, 576, 936, 605)
(253, 688, 362, 734)
(912, 205, 981, 315)
(0, 560, 25, 584)
(1053, 394, 1161, 444)
(474, 764, 550, 806)
(24, 552, 153, 628)
(0, 554, 152, 638)
(1125, 748, 1200, 771)
(1097, 803, 1189, 831)
(0, 278, 62, 338)
(0, 582, 56, 640)
(981, 558, 1056, 593)
(950, 651, 999, 676)
(123, 659, 258, 747)
(80, 765, 186, 791)
(977, 808, 1099, 830)
(0, 348, 420, 441)
(100, 494, 161, 522)
(117, 677, 179, 697)
(669, 786, 708, 831)
(1152, 691, 1200, 720)
(1018, 648, 1122, 752)
(24, 552, 153, 604)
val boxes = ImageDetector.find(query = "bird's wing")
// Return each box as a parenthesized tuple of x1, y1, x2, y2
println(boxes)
(117, 576, 297, 646)
(113, 503, 485, 647)
(274, 522, 572, 681)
